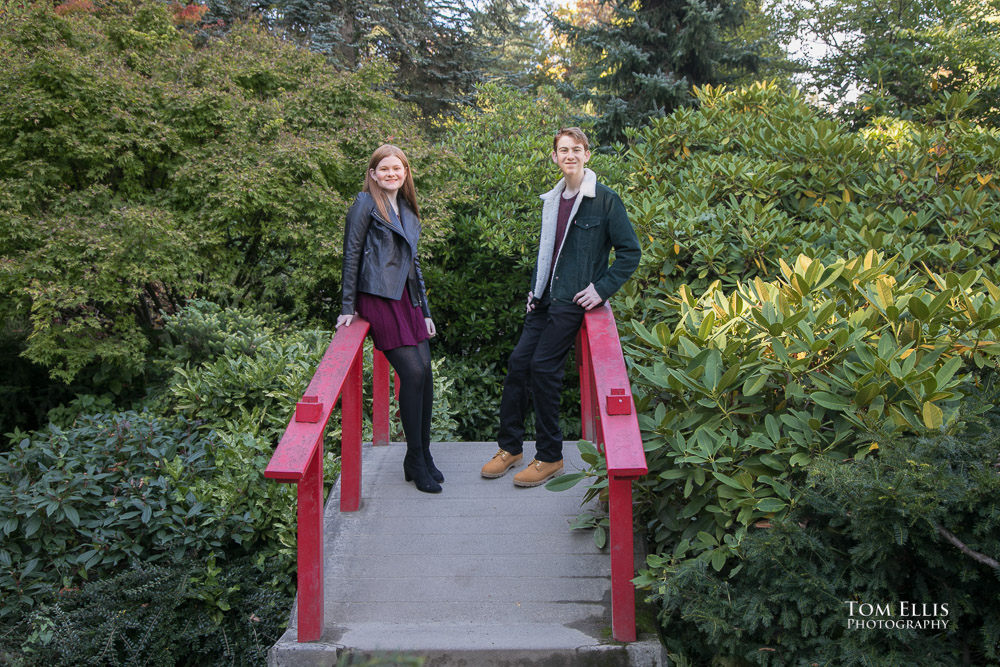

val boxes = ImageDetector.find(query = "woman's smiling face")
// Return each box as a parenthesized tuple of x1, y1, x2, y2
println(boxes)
(370, 155, 406, 192)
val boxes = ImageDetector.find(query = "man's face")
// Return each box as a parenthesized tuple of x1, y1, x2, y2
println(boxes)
(552, 136, 591, 179)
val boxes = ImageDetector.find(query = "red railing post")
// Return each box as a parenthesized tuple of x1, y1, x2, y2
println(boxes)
(340, 347, 363, 512)
(608, 475, 636, 642)
(296, 443, 324, 641)
(373, 350, 390, 446)
(579, 304, 648, 644)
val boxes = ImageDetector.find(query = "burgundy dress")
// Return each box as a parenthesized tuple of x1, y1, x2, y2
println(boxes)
(356, 284, 428, 351)
(354, 206, 429, 352)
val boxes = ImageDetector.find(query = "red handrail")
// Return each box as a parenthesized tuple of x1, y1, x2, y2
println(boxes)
(576, 304, 649, 642)
(264, 317, 391, 642)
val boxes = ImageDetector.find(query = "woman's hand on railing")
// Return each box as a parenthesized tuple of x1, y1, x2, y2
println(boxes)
(425, 318, 437, 337)
(336, 314, 354, 329)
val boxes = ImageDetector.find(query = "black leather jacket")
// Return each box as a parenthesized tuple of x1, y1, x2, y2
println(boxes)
(341, 191, 431, 318)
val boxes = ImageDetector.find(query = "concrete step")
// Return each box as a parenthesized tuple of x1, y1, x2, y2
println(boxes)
(269, 623, 666, 666)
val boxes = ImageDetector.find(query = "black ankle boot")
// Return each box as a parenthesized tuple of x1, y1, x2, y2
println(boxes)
(403, 447, 442, 494)
(422, 443, 444, 483)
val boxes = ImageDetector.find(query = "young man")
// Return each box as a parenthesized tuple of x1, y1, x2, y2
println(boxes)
(481, 128, 642, 486)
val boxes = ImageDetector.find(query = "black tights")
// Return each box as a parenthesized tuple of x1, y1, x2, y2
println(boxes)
(383, 340, 433, 452)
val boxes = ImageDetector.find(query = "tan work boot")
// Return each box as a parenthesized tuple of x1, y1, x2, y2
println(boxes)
(481, 449, 523, 478)
(513, 459, 564, 487)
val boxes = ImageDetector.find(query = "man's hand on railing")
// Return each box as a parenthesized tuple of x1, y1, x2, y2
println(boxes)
(336, 314, 354, 328)
(573, 283, 602, 310)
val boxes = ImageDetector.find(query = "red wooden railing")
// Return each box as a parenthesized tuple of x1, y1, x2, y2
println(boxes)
(576, 303, 649, 643)
(263, 317, 391, 641)
(264, 305, 647, 644)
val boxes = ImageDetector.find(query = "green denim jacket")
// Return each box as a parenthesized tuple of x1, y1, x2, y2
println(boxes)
(531, 169, 641, 304)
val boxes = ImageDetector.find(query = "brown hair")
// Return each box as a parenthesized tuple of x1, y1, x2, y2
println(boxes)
(552, 127, 590, 152)
(363, 144, 420, 222)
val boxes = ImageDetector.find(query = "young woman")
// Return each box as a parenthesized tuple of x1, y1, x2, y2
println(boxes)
(337, 145, 442, 494)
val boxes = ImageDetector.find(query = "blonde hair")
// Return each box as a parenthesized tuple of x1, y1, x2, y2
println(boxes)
(363, 144, 420, 222)
(553, 127, 590, 152)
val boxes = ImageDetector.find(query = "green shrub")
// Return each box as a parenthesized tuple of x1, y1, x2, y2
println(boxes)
(584, 81, 1000, 663)
(621, 81, 1000, 312)
(0, 3, 456, 384)
(163, 323, 332, 435)
(427, 357, 461, 442)
(593, 80, 1000, 567)
(0, 412, 254, 617)
(625, 251, 1000, 570)
(638, 384, 1000, 665)
(45, 393, 116, 429)
(0, 556, 291, 666)
(434, 356, 504, 441)
(152, 302, 335, 569)
(156, 298, 284, 368)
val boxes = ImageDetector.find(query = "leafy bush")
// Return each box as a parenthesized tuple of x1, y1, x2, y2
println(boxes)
(638, 384, 1000, 665)
(151, 301, 335, 572)
(583, 81, 1000, 663)
(0, 2, 455, 384)
(574, 251, 1000, 576)
(622, 81, 1000, 310)
(426, 357, 461, 442)
(163, 321, 332, 435)
(0, 556, 291, 666)
(599, 81, 1000, 564)
(45, 393, 117, 429)
(155, 298, 284, 368)
(0, 413, 254, 617)
(431, 355, 503, 442)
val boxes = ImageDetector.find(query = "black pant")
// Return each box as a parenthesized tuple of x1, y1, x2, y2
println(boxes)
(498, 301, 585, 463)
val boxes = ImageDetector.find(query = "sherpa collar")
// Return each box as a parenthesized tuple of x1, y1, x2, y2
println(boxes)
(532, 168, 598, 298)
(539, 167, 598, 204)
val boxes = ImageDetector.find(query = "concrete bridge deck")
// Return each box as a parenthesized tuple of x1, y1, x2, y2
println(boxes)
(267, 441, 666, 667)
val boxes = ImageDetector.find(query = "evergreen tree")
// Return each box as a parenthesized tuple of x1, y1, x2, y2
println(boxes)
(204, 0, 530, 117)
(550, 0, 761, 143)
(473, 0, 552, 90)
(789, 0, 1000, 126)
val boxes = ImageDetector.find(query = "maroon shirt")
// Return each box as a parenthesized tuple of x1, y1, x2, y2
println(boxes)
(548, 193, 578, 285)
